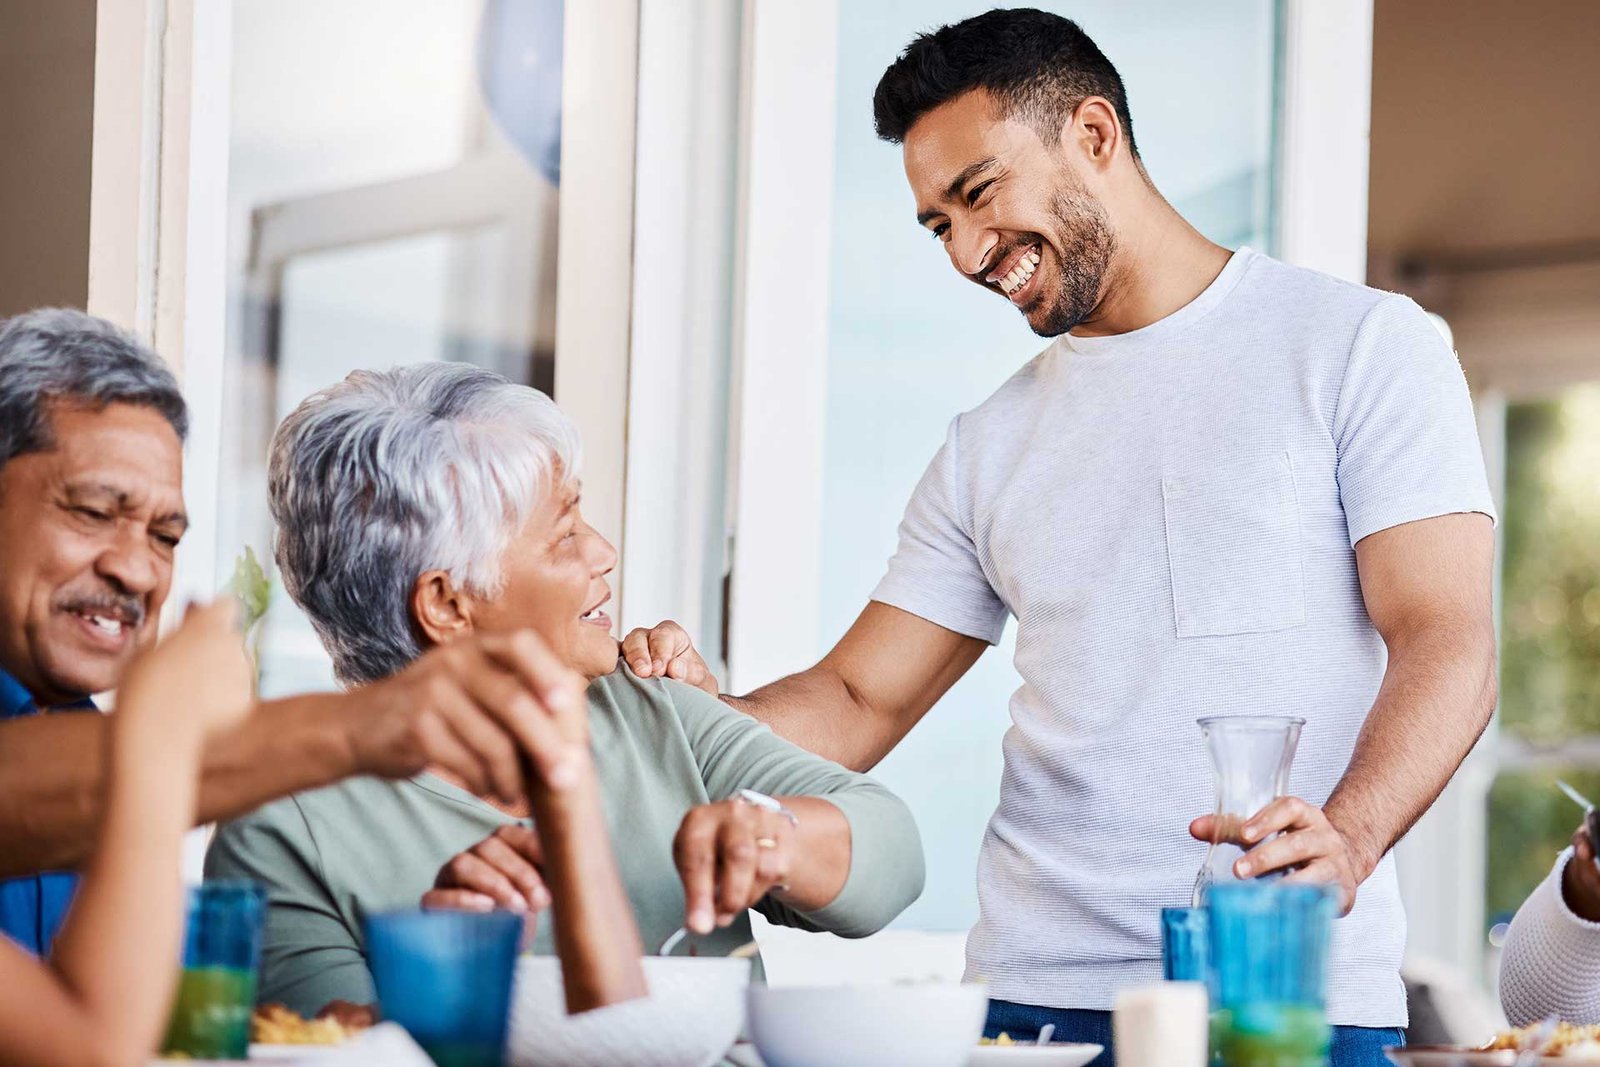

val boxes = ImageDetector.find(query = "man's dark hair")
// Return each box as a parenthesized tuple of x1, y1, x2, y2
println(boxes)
(873, 7, 1138, 156)
(0, 308, 188, 470)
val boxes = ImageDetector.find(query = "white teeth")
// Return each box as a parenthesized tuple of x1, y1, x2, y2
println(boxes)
(88, 615, 122, 635)
(998, 250, 1040, 295)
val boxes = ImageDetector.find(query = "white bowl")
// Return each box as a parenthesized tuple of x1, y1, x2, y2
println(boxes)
(747, 983, 990, 1067)
(507, 955, 750, 1067)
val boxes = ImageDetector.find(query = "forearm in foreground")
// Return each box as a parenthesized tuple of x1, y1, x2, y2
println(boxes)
(532, 762, 647, 1014)
(0, 695, 355, 876)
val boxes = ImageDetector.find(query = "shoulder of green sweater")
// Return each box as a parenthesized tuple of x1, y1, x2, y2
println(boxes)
(587, 664, 732, 731)
(215, 775, 412, 837)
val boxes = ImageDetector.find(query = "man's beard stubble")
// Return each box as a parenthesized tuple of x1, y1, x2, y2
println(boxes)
(1027, 188, 1116, 338)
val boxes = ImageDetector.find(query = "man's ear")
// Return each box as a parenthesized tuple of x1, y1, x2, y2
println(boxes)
(412, 570, 475, 647)
(1069, 95, 1123, 172)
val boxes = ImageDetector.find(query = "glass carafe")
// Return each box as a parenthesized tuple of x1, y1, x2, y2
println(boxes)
(1192, 715, 1304, 906)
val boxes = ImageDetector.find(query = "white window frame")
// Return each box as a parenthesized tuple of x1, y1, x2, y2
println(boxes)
(620, 0, 744, 655)
(723, 0, 839, 692)
(90, 0, 642, 615)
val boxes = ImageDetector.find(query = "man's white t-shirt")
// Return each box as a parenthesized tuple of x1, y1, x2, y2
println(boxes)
(871, 248, 1496, 1026)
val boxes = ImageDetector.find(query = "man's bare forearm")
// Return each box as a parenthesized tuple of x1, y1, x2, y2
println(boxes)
(723, 666, 885, 773)
(1323, 619, 1498, 878)
(0, 694, 357, 876)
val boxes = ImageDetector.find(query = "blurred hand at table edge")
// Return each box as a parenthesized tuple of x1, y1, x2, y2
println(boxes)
(423, 823, 551, 922)
(315, 1000, 378, 1031)
(1563, 822, 1600, 923)
(1188, 795, 1370, 915)
(620, 620, 718, 696)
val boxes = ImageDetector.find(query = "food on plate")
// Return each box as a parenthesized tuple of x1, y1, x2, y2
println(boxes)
(1485, 1021, 1600, 1059)
(250, 1002, 370, 1045)
(980, 1033, 1018, 1046)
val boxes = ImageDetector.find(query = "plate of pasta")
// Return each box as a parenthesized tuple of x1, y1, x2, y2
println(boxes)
(1387, 1021, 1600, 1065)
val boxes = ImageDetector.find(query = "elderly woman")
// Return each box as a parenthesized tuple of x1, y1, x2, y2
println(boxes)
(206, 362, 924, 1016)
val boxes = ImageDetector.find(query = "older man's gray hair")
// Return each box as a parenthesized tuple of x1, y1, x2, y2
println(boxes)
(269, 362, 583, 686)
(0, 308, 188, 469)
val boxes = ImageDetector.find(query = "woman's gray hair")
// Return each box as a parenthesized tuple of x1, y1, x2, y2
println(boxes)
(268, 362, 582, 686)
(0, 308, 188, 470)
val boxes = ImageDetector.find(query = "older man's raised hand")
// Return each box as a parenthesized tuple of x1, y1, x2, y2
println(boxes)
(338, 629, 590, 806)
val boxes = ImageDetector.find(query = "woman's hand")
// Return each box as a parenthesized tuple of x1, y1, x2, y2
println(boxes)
(117, 598, 254, 740)
(620, 620, 718, 696)
(421, 824, 551, 916)
(673, 797, 797, 934)
(1562, 821, 1600, 923)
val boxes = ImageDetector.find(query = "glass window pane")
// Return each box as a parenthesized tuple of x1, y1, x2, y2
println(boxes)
(1500, 388, 1600, 742)
(218, 0, 565, 695)
(1487, 386, 1600, 931)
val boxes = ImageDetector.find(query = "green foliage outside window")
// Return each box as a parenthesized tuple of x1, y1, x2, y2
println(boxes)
(1486, 388, 1600, 921)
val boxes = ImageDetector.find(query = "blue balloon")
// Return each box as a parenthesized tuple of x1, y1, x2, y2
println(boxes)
(477, 0, 564, 186)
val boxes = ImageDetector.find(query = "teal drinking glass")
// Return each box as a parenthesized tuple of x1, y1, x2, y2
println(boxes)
(1206, 882, 1337, 1067)
(1161, 905, 1210, 983)
(161, 881, 267, 1060)
(365, 909, 523, 1067)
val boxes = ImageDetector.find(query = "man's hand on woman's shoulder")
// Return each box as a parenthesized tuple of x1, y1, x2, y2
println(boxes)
(620, 620, 718, 696)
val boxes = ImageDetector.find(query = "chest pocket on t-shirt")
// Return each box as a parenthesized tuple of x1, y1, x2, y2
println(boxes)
(1161, 451, 1306, 638)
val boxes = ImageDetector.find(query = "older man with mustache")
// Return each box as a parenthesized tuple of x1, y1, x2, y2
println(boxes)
(0, 308, 593, 956)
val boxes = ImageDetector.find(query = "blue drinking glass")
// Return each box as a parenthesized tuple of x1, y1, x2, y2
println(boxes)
(1206, 882, 1337, 1067)
(365, 909, 523, 1067)
(1161, 905, 1210, 983)
(162, 880, 267, 1059)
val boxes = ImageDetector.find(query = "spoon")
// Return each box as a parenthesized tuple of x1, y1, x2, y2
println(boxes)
(1036, 1023, 1056, 1046)
(1557, 780, 1600, 859)
(657, 925, 758, 959)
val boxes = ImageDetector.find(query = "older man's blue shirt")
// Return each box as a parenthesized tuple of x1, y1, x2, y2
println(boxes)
(0, 665, 90, 955)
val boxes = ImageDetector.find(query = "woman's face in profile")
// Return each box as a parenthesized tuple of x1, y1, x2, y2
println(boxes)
(472, 479, 620, 680)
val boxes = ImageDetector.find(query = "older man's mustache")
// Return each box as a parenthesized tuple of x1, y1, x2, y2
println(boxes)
(55, 589, 147, 629)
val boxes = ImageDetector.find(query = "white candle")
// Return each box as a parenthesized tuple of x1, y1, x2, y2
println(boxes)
(1113, 982, 1209, 1067)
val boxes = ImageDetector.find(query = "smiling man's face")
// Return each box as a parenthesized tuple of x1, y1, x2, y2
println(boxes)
(0, 402, 186, 705)
(904, 89, 1116, 337)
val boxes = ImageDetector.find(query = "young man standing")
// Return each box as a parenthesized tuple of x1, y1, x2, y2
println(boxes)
(626, 10, 1497, 1065)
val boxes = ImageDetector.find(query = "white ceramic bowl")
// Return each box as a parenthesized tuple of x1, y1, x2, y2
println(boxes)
(507, 955, 751, 1067)
(747, 983, 990, 1067)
